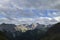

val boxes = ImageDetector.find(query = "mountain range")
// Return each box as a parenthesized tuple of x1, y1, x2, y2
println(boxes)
(0, 23, 52, 32)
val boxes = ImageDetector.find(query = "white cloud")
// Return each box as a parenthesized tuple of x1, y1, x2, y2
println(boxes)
(0, 0, 10, 4)
(0, 9, 60, 25)
(0, 17, 34, 25)
(0, 0, 60, 25)
(0, 0, 60, 10)
(34, 17, 57, 25)
(0, 16, 59, 25)
(54, 16, 60, 22)
(47, 11, 60, 17)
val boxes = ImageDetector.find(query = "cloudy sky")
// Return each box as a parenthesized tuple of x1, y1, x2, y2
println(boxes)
(0, 0, 60, 25)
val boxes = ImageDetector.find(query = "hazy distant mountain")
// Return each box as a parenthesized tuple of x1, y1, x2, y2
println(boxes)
(0, 23, 52, 32)
(0, 23, 16, 32)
